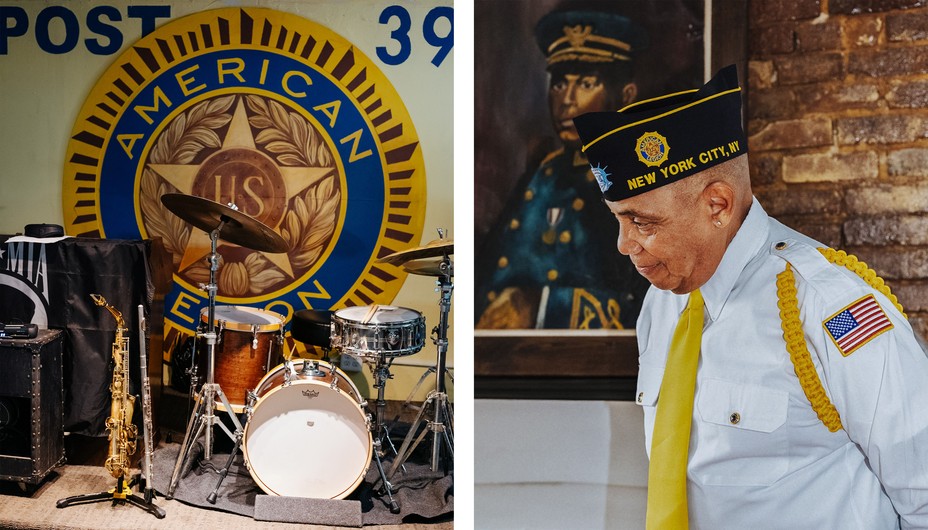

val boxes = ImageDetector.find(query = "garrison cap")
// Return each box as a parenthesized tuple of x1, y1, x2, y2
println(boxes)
(534, 10, 648, 66)
(572, 64, 746, 202)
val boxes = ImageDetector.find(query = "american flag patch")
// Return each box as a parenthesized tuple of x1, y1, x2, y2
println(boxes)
(823, 294, 893, 357)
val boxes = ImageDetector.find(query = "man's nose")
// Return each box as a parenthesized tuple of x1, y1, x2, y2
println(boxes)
(617, 224, 642, 256)
(560, 81, 577, 106)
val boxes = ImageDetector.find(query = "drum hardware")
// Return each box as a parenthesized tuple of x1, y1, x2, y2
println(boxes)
(182, 338, 201, 436)
(301, 359, 326, 378)
(389, 237, 456, 412)
(367, 351, 402, 514)
(401, 364, 454, 413)
(160, 193, 290, 505)
(382, 230, 455, 477)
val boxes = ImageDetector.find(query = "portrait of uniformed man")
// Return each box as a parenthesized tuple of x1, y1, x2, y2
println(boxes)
(475, 6, 653, 330)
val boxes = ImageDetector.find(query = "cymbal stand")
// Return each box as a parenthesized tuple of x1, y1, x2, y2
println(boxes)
(401, 363, 453, 412)
(166, 221, 245, 503)
(369, 351, 401, 513)
(389, 255, 454, 476)
(184, 334, 201, 427)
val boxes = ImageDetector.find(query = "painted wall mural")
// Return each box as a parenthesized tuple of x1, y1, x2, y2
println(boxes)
(60, 6, 435, 366)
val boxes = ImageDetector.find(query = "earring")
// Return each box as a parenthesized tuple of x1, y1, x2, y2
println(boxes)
(714, 219, 722, 227)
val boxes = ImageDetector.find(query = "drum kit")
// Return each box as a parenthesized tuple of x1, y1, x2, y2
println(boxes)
(158, 193, 454, 512)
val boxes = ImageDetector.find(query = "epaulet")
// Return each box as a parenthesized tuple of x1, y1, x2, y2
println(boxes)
(539, 148, 564, 166)
(773, 241, 906, 434)
(770, 238, 838, 288)
(773, 240, 905, 318)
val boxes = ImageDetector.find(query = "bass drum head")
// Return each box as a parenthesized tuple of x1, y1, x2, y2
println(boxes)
(243, 380, 372, 499)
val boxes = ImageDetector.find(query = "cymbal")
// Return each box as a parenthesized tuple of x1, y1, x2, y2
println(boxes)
(402, 258, 452, 277)
(377, 239, 453, 265)
(160, 193, 290, 253)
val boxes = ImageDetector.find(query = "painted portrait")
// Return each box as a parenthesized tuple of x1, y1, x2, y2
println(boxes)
(475, 0, 706, 331)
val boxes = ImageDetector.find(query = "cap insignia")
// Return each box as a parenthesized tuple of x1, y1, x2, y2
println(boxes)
(635, 131, 670, 167)
(563, 24, 593, 48)
(590, 164, 613, 193)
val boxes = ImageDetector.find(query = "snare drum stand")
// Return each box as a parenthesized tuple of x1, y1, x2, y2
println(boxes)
(370, 351, 401, 513)
(389, 256, 454, 477)
(167, 222, 246, 503)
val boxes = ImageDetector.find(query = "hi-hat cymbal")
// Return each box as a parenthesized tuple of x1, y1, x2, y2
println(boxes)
(402, 258, 453, 277)
(377, 239, 453, 265)
(160, 193, 290, 253)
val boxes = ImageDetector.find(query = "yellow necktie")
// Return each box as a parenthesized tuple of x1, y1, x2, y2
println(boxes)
(646, 289, 704, 530)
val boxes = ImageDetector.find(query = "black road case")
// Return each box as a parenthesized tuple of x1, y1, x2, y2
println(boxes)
(0, 329, 65, 485)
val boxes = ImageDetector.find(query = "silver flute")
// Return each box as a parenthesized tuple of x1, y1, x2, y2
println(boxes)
(137, 304, 156, 503)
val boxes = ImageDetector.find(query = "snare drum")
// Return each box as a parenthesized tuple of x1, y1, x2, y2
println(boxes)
(199, 305, 284, 409)
(331, 305, 426, 357)
(243, 359, 372, 499)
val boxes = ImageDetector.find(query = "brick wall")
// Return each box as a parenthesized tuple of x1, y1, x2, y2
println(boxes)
(749, 0, 928, 338)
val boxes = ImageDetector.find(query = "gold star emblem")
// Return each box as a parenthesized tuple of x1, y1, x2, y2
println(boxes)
(148, 96, 334, 285)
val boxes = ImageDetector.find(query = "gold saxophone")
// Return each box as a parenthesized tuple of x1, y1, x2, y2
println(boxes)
(92, 294, 138, 480)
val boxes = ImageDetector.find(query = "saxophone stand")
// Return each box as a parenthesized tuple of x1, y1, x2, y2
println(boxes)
(389, 256, 454, 477)
(166, 223, 245, 503)
(58, 295, 164, 519)
(57, 472, 166, 518)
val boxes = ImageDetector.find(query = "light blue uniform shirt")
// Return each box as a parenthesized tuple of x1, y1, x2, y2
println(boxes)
(636, 198, 928, 529)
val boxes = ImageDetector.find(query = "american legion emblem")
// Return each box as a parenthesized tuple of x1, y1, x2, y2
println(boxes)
(634, 131, 669, 167)
(62, 8, 427, 360)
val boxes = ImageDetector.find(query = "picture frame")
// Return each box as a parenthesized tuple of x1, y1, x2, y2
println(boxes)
(474, 0, 748, 399)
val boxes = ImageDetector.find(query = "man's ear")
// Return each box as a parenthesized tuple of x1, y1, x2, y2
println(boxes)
(703, 180, 735, 228)
(622, 83, 638, 106)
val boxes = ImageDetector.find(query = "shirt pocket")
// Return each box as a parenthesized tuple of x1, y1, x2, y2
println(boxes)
(635, 359, 664, 408)
(695, 378, 790, 486)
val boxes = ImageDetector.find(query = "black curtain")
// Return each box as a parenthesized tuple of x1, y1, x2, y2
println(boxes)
(0, 236, 161, 436)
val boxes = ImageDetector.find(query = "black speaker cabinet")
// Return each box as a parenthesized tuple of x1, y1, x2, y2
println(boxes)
(0, 329, 65, 484)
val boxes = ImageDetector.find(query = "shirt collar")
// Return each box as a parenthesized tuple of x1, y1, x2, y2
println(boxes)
(700, 197, 769, 321)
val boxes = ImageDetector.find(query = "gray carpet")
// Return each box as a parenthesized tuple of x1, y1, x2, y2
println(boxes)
(152, 440, 453, 526)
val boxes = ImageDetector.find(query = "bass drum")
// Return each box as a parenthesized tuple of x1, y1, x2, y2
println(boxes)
(243, 359, 372, 499)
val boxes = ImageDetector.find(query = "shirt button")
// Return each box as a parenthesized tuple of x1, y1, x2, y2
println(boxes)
(637, 392, 644, 403)
(775, 241, 787, 250)
(730, 412, 741, 425)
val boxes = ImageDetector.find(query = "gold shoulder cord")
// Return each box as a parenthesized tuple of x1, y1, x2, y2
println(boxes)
(776, 247, 906, 433)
